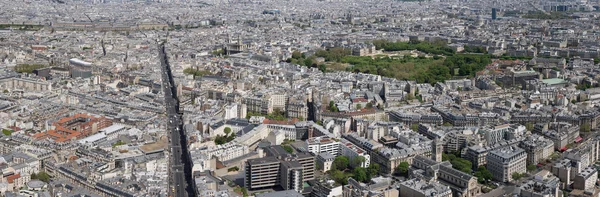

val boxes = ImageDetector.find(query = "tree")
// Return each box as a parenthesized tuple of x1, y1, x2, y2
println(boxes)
(512, 172, 524, 181)
(331, 105, 339, 112)
(1, 129, 12, 136)
(367, 163, 380, 176)
(283, 145, 294, 153)
(395, 162, 409, 176)
(224, 127, 232, 135)
(240, 187, 249, 197)
(443, 122, 452, 126)
(442, 153, 472, 174)
(581, 123, 591, 133)
(329, 101, 339, 112)
(352, 156, 366, 168)
(527, 164, 537, 172)
(333, 156, 350, 171)
(356, 104, 362, 109)
(450, 158, 473, 174)
(31, 172, 50, 183)
(366, 103, 373, 109)
(410, 124, 419, 131)
(330, 169, 348, 185)
(318, 64, 327, 72)
(525, 123, 534, 131)
(474, 166, 493, 184)
(304, 58, 314, 68)
(292, 51, 303, 59)
(112, 140, 126, 148)
(353, 167, 369, 183)
(228, 166, 240, 172)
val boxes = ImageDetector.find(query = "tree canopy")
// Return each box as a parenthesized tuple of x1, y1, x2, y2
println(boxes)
(443, 153, 473, 173)
(395, 162, 409, 176)
(474, 166, 493, 184)
(333, 156, 350, 171)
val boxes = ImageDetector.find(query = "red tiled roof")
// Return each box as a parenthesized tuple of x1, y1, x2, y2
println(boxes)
(7, 174, 20, 184)
(352, 98, 368, 103)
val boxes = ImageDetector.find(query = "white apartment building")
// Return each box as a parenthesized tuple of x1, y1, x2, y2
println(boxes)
(199, 142, 250, 162)
(487, 146, 527, 182)
(340, 139, 370, 168)
(223, 104, 238, 120)
(573, 166, 598, 191)
(307, 137, 340, 156)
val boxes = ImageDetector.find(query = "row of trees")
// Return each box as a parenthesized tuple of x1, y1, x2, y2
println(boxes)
(313, 48, 490, 84)
(14, 64, 47, 73)
(314, 48, 352, 62)
(372, 40, 455, 56)
(31, 172, 50, 183)
(442, 153, 473, 174)
(522, 11, 570, 20)
(289, 40, 492, 85)
(463, 45, 487, 54)
(183, 67, 212, 78)
(287, 51, 327, 72)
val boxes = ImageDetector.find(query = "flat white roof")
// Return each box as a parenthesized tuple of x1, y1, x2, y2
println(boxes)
(69, 58, 92, 67)
(79, 133, 106, 144)
(100, 125, 126, 135)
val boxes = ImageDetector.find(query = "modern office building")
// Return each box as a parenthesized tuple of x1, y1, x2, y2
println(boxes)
(244, 157, 282, 190)
(487, 146, 527, 182)
(307, 137, 340, 156)
(245, 146, 315, 192)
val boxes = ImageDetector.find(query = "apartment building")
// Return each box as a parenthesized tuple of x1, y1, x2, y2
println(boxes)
(243, 96, 271, 115)
(412, 156, 481, 197)
(573, 166, 597, 191)
(316, 153, 335, 172)
(481, 124, 513, 145)
(340, 139, 370, 168)
(537, 122, 580, 150)
(287, 97, 308, 120)
(399, 178, 452, 197)
(464, 139, 520, 169)
(0, 77, 52, 92)
(551, 159, 573, 187)
(442, 129, 479, 154)
(520, 170, 560, 197)
(307, 137, 340, 156)
(487, 146, 527, 182)
(519, 134, 555, 165)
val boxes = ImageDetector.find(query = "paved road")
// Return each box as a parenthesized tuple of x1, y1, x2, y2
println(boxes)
(159, 43, 197, 197)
